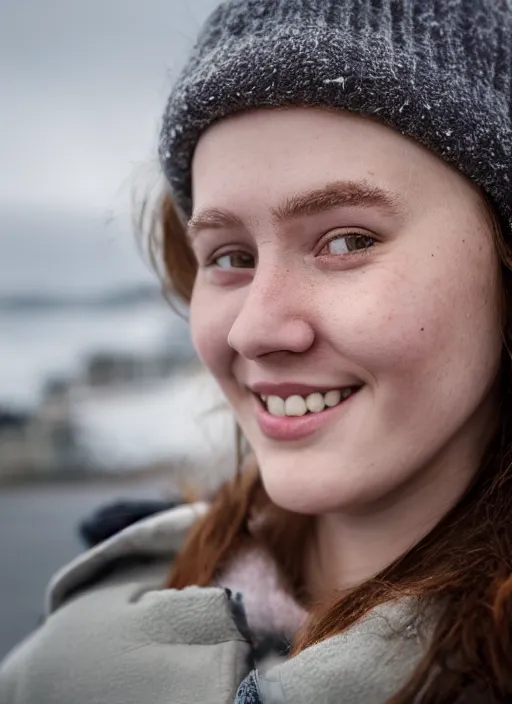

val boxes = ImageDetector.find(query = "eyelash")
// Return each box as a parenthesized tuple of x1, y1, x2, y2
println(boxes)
(206, 231, 376, 270)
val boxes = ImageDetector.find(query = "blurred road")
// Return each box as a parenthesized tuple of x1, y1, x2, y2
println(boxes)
(0, 474, 173, 661)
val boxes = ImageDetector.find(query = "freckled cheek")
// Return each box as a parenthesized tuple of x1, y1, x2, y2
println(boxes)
(330, 288, 443, 373)
(189, 285, 237, 376)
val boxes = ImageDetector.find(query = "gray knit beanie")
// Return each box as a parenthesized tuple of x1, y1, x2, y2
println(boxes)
(159, 0, 511, 234)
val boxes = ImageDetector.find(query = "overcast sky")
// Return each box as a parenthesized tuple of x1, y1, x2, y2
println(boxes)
(1, 0, 219, 294)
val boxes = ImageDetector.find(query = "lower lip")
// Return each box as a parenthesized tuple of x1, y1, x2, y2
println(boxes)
(253, 390, 360, 441)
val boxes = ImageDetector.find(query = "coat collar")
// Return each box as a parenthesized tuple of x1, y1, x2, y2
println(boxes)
(46, 502, 208, 614)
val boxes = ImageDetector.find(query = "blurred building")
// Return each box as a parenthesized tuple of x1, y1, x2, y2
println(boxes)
(0, 390, 80, 481)
(85, 350, 177, 388)
(0, 350, 235, 492)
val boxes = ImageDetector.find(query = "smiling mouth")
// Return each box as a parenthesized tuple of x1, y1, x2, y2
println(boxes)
(255, 386, 362, 417)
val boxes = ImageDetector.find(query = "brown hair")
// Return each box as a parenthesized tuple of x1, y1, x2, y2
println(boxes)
(140, 190, 512, 703)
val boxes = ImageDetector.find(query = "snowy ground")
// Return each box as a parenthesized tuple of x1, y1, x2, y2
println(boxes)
(74, 364, 237, 489)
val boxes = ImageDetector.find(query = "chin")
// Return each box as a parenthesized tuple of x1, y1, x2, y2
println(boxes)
(257, 454, 355, 515)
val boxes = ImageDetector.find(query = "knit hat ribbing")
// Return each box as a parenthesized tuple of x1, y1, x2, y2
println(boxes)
(159, 0, 511, 232)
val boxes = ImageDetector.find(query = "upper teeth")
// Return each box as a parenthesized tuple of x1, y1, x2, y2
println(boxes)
(260, 388, 354, 417)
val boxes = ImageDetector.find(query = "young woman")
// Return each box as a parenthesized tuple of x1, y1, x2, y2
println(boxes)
(2, 0, 512, 702)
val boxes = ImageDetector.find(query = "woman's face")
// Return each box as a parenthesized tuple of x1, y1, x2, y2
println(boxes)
(188, 107, 502, 515)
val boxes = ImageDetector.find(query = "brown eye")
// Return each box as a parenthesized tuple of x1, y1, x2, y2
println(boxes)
(326, 234, 375, 255)
(214, 252, 254, 269)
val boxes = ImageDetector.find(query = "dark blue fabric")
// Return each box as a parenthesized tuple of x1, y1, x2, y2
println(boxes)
(235, 671, 263, 704)
(78, 499, 181, 547)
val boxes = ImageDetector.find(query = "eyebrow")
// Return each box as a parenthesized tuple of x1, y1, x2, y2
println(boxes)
(186, 179, 403, 241)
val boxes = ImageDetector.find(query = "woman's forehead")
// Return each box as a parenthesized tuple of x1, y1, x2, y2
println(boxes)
(191, 107, 481, 219)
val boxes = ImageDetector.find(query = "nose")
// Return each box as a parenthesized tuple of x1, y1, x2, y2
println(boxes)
(227, 263, 315, 360)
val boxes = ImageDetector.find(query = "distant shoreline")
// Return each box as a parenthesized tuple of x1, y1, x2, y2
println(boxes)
(0, 461, 179, 491)
(0, 284, 166, 312)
